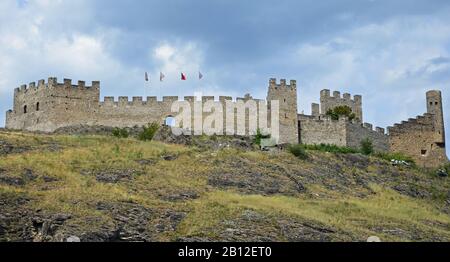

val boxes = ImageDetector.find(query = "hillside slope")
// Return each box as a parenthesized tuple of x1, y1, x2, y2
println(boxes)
(1, 129, 450, 242)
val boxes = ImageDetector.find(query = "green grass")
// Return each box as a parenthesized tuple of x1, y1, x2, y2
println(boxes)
(1, 130, 450, 242)
(302, 143, 360, 154)
(288, 144, 308, 159)
(178, 185, 450, 241)
(374, 151, 415, 165)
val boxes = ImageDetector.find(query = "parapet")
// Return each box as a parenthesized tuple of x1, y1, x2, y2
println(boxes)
(363, 123, 373, 130)
(163, 96, 179, 102)
(320, 89, 362, 103)
(13, 77, 100, 94)
(376, 127, 385, 134)
(202, 96, 215, 102)
(269, 78, 297, 90)
(311, 103, 320, 116)
(388, 113, 435, 135)
(219, 96, 232, 102)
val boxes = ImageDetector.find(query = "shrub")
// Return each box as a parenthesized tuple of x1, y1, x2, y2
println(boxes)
(288, 144, 308, 159)
(302, 143, 360, 154)
(138, 122, 160, 141)
(326, 105, 356, 121)
(443, 162, 450, 173)
(112, 128, 129, 138)
(253, 128, 271, 146)
(360, 138, 374, 155)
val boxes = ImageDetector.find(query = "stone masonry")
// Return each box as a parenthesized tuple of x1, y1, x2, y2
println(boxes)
(4, 77, 449, 168)
(388, 91, 447, 168)
(299, 91, 388, 152)
(5, 77, 298, 144)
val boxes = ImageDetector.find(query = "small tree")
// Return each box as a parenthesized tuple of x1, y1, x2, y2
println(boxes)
(138, 122, 160, 141)
(288, 144, 308, 160)
(326, 105, 356, 121)
(360, 138, 374, 155)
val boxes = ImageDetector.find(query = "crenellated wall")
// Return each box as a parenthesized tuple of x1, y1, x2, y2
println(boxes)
(300, 89, 388, 152)
(6, 77, 100, 132)
(5, 77, 294, 142)
(388, 90, 448, 168)
(320, 89, 363, 122)
(4, 77, 447, 167)
(298, 114, 389, 152)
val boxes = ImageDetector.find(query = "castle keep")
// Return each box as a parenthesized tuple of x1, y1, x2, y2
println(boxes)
(5, 77, 448, 168)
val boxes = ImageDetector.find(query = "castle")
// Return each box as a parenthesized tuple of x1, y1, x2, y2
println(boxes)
(5, 77, 448, 168)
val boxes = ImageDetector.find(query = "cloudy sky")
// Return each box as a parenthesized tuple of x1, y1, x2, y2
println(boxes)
(0, 0, 449, 155)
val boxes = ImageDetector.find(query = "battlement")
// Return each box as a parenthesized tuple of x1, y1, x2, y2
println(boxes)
(268, 78, 297, 90)
(98, 94, 267, 108)
(318, 89, 363, 122)
(303, 114, 383, 134)
(320, 89, 362, 103)
(387, 113, 435, 135)
(14, 77, 100, 94)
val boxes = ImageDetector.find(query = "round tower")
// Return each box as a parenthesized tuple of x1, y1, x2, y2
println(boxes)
(426, 90, 445, 143)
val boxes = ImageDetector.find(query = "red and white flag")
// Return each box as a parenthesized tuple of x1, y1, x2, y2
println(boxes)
(181, 72, 187, 80)
(145, 72, 149, 82)
(160, 72, 165, 82)
(199, 71, 203, 80)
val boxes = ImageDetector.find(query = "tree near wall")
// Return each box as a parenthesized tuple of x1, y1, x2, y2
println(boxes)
(326, 105, 356, 121)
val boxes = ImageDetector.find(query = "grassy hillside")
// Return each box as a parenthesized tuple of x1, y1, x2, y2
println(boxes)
(1, 130, 449, 242)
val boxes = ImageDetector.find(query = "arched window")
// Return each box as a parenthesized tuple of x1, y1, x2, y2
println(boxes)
(165, 116, 176, 127)
(36, 102, 40, 111)
(23, 105, 27, 114)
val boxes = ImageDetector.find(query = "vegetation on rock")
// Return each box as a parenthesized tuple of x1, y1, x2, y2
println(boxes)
(138, 122, 160, 141)
(360, 138, 374, 155)
(1, 129, 449, 242)
(112, 128, 129, 138)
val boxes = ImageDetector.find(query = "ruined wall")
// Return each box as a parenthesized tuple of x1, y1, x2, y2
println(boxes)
(388, 90, 448, 168)
(320, 90, 363, 122)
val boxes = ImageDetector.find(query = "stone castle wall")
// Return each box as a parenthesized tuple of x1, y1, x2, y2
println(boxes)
(298, 114, 389, 152)
(5, 77, 299, 144)
(388, 90, 448, 168)
(298, 114, 347, 147)
(4, 77, 447, 168)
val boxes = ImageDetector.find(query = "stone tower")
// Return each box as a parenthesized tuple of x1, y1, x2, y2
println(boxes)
(427, 90, 445, 143)
(320, 90, 363, 122)
(6, 77, 100, 132)
(388, 90, 448, 168)
(267, 78, 299, 144)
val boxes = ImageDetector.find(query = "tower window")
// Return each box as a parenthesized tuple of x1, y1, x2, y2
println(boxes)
(23, 105, 27, 114)
(430, 102, 433, 106)
(435, 102, 438, 105)
(421, 149, 427, 156)
(284, 99, 286, 103)
(36, 102, 40, 111)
